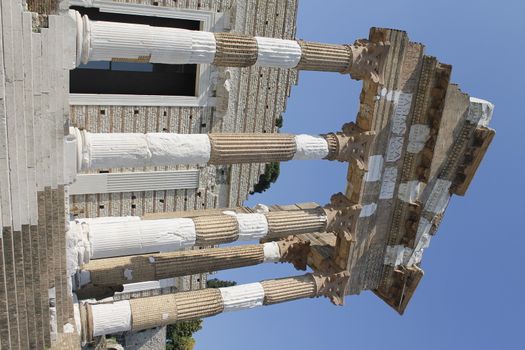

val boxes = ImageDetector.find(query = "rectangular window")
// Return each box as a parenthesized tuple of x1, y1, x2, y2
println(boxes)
(70, 7, 199, 96)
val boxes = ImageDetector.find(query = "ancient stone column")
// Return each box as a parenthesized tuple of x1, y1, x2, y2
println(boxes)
(79, 272, 349, 341)
(71, 124, 374, 172)
(68, 205, 327, 267)
(71, 10, 387, 82)
(77, 238, 310, 287)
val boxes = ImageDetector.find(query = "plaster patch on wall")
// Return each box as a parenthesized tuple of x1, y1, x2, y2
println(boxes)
(415, 217, 432, 244)
(379, 167, 398, 199)
(401, 218, 434, 266)
(468, 97, 495, 127)
(424, 179, 451, 214)
(407, 233, 432, 266)
(359, 203, 377, 218)
(123, 269, 133, 281)
(398, 181, 425, 204)
(386, 137, 404, 162)
(384, 245, 407, 266)
(364, 155, 384, 182)
(407, 124, 430, 153)
(380, 88, 401, 102)
(391, 93, 413, 135)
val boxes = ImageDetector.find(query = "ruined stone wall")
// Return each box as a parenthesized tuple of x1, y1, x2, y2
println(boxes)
(69, 0, 299, 218)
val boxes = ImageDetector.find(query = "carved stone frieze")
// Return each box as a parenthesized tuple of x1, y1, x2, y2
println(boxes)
(312, 271, 351, 306)
(345, 39, 390, 83)
(277, 236, 311, 271)
(323, 122, 375, 169)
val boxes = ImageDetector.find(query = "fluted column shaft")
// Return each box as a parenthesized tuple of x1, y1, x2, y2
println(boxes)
(71, 11, 386, 81)
(73, 128, 333, 172)
(78, 243, 282, 287)
(260, 275, 317, 305)
(80, 272, 349, 341)
(266, 208, 327, 238)
(193, 215, 240, 246)
(208, 134, 297, 164)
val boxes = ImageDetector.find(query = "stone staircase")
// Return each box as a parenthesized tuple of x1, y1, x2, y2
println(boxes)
(0, 1, 79, 348)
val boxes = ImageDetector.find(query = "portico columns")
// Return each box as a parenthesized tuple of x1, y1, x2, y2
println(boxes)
(79, 272, 349, 340)
(68, 206, 328, 265)
(71, 123, 374, 172)
(77, 237, 310, 287)
(71, 11, 387, 82)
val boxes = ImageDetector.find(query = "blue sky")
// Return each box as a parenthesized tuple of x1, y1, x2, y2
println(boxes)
(195, 1, 525, 349)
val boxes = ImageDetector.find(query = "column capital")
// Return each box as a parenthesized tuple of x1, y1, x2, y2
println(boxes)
(345, 39, 390, 83)
(312, 271, 350, 306)
(276, 236, 311, 271)
(323, 193, 361, 236)
(323, 122, 375, 169)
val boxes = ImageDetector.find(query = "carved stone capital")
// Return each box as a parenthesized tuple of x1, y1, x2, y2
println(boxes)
(333, 231, 354, 271)
(323, 193, 362, 235)
(312, 271, 350, 306)
(323, 122, 375, 169)
(345, 39, 390, 83)
(277, 236, 311, 271)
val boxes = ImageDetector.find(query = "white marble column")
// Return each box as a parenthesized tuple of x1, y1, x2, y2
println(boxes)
(79, 272, 349, 340)
(68, 206, 327, 267)
(71, 127, 332, 172)
(70, 10, 386, 81)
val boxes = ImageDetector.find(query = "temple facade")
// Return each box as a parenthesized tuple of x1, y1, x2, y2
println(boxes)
(0, 0, 495, 349)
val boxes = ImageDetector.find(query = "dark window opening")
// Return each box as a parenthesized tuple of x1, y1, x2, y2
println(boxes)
(70, 7, 200, 96)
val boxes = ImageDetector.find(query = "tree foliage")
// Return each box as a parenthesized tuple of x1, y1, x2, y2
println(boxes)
(166, 320, 202, 350)
(251, 162, 280, 194)
(166, 279, 237, 349)
(275, 116, 283, 128)
(206, 278, 237, 288)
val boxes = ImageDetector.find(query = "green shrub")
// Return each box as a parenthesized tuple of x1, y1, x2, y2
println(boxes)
(251, 162, 280, 194)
